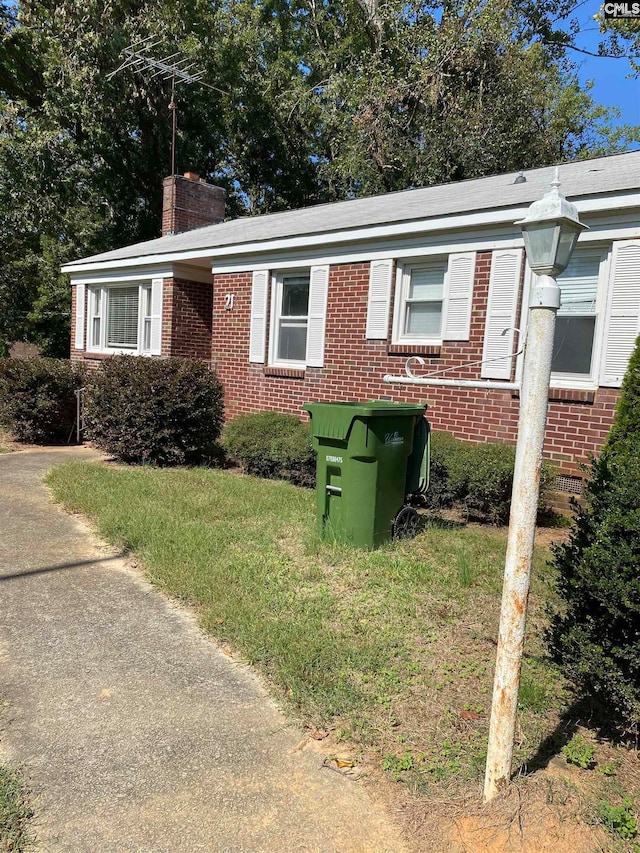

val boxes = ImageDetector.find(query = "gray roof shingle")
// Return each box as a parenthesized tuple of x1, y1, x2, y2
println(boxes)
(66, 151, 640, 268)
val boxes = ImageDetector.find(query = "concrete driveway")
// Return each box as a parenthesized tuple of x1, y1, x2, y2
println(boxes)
(0, 448, 407, 852)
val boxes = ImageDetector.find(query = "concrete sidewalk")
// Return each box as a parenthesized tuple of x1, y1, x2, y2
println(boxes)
(0, 449, 406, 852)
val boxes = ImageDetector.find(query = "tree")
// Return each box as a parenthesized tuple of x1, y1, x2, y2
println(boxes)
(597, 13, 640, 76)
(1, 0, 637, 353)
(547, 334, 640, 734)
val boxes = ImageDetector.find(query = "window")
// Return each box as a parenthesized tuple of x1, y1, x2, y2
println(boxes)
(250, 266, 328, 368)
(142, 285, 152, 352)
(87, 281, 160, 355)
(106, 286, 138, 349)
(90, 288, 101, 349)
(551, 248, 604, 382)
(271, 272, 310, 365)
(393, 259, 448, 344)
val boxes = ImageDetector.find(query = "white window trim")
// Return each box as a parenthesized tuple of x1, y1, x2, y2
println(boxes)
(392, 258, 448, 346)
(516, 245, 611, 390)
(268, 270, 311, 369)
(87, 281, 155, 356)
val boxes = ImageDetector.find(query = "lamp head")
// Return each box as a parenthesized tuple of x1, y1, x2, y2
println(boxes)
(515, 168, 588, 276)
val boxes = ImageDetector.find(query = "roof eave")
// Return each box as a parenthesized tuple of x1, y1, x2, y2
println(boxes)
(61, 189, 640, 277)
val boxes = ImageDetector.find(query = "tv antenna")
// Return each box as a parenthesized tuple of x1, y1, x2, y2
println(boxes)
(107, 36, 225, 176)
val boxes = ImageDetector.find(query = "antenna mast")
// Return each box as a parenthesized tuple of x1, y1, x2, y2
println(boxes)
(107, 37, 224, 176)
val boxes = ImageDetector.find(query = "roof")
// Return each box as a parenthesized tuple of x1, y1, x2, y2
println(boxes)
(65, 151, 640, 270)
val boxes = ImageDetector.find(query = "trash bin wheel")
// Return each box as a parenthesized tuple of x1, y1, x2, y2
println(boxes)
(392, 505, 419, 540)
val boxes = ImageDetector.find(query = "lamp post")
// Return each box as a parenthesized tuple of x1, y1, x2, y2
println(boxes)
(483, 169, 587, 803)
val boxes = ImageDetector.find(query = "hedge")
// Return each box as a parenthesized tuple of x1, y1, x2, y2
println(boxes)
(222, 410, 316, 487)
(84, 356, 224, 466)
(547, 334, 640, 734)
(424, 431, 556, 524)
(0, 358, 86, 444)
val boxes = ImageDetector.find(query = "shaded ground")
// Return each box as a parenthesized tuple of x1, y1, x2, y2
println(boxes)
(0, 448, 407, 852)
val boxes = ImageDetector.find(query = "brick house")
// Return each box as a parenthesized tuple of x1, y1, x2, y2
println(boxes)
(63, 153, 640, 486)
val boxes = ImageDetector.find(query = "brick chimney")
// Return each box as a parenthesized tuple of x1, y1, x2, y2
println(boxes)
(162, 173, 226, 237)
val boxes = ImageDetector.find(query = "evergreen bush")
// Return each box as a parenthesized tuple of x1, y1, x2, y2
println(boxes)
(547, 335, 640, 734)
(222, 410, 316, 487)
(0, 357, 86, 443)
(423, 430, 470, 509)
(424, 430, 555, 524)
(85, 356, 224, 466)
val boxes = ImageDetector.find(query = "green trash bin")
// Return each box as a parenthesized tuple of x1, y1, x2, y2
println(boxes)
(302, 400, 429, 549)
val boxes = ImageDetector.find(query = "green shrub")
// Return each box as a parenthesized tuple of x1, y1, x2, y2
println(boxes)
(0, 357, 86, 443)
(464, 441, 518, 524)
(547, 335, 640, 735)
(223, 411, 315, 487)
(85, 356, 224, 466)
(423, 431, 470, 508)
(598, 798, 638, 840)
(424, 431, 555, 524)
(561, 734, 596, 769)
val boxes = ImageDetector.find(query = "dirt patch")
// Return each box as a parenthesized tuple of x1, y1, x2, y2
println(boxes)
(447, 781, 602, 853)
(372, 728, 640, 852)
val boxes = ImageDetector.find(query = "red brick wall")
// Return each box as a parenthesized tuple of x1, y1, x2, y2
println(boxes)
(211, 256, 619, 476)
(162, 278, 213, 360)
(162, 176, 226, 236)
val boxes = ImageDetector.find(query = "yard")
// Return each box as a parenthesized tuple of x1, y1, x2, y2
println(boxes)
(47, 460, 639, 851)
(0, 765, 33, 852)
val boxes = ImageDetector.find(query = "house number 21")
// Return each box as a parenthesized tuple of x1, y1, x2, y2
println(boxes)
(224, 293, 234, 311)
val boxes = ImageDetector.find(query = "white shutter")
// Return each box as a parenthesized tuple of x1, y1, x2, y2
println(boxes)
(249, 270, 269, 363)
(306, 265, 329, 367)
(366, 259, 393, 339)
(150, 278, 163, 355)
(600, 240, 640, 387)
(442, 252, 475, 340)
(74, 284, 85, 350)
(482, 248, 523, 379)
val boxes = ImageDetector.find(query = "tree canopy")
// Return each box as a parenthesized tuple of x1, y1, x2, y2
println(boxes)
(1, 0, 638, 354)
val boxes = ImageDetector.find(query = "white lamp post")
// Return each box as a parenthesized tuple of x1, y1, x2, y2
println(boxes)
(483, 169, 587, 802)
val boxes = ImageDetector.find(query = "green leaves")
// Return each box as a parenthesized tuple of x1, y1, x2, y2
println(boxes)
(2, 0, 638, 353)
(547, 335, 640, 734)
(84, 355, 225, 466)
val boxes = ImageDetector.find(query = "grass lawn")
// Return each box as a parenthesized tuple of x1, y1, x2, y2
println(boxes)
(0, 765, 34, 852)
(46, 461, 639, 850)
(47, 462, 560, 775)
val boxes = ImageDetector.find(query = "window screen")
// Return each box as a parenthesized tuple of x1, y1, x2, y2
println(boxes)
(277, 275, 309, 362)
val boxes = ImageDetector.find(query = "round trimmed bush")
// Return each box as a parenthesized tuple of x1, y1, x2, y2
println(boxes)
(0, 357, 86, 443)
(85, 356, 224, 466)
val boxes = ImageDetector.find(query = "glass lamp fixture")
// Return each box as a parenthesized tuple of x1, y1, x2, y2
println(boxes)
(515, 168, 587, 276)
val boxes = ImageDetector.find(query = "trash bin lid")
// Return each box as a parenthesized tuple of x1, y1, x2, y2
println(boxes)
(303, 400, 427, 442)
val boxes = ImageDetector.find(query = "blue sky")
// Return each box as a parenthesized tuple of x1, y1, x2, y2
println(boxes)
(571, 5, 640, 131)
